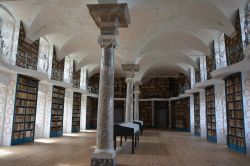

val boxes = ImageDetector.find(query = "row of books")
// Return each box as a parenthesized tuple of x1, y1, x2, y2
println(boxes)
(52, 93, 65, 99)
(17, 84, 37, 93)
(15, 107, 35, 114)
(16, 99, 36, 107)
(52, 98, 64, 104)
(52, 104, 64, 109)
(13, 123, 34, 131)
(51, 116, 63, 121)
(227, 102, 242, 110)
(13, 131, 34, 139)
(228, 119, 244, 128)
(16, 92, 36, 100)
(227, 111, 243, 119)
(229, 136, 245, 147)
(51, 122, 63, 127)
(228, 127, 245, 137)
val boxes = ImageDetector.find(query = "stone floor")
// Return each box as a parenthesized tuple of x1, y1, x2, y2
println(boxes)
(0, 130, 250, 166)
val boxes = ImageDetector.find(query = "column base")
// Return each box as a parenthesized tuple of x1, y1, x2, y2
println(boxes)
(91, 149, 116, 166)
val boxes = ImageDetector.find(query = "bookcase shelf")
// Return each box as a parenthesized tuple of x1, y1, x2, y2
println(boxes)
(171, 98, 190, 132)
(51, 47, 65, 82)
(86, 97, 98, 129)
(72, 61, 80, 89)
(195, 58, 201, 83)
(72, 92, 81, 133)
(50, 86, 65, 137)
(194, 93, 200, 136)
(224, 10, 244, 66)
(139, 101, 152, 127)
(114, 100, 125, 123)
(225, 73, 246, 153)
(205, 86, 217, 143)
(206, 42, 216, 80)
(16, 22, 40, 70)
(11, 75, 39, 145)
(114, 77, 126, 98)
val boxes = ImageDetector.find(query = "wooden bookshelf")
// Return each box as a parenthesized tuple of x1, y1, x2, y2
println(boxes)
(225, 73, 246, 153)
(72, 92, 81, 133)
(140, 78, 170, 99)
(205, 86, 217, 143)
(224, 10, 244, 65)
(172, 98, 190, 132)
(11, 75, 39, 145)
(72, 61, 81, 88)
(51, 47, 65, 82)
(114, 100, 125, 123)
(114, 77, 126, 98)
(206, 42, 216, 80)
(86, 97, 98, 129)
(171, 100, 177, 129)
(16, 22, 40, 70)
(154, 101, 169, 129)
(50, 86, 65, 137)
(88, 74, 99, 94)
(194, 92, 200, 136)
(139, 101, 152, 127)
(195, 58, 201, 83)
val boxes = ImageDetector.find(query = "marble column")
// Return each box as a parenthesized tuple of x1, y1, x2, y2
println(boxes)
(189, 94, 195, 135)
(125, 78, 134, 122)
(200, 90, 207, 139)
(134, 89, 140, 120)
(92, 35, 117, 164)
(87, 3, 131, 166)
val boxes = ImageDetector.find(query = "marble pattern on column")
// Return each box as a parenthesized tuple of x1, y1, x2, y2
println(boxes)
(125, 78, 134, 122)
(190, 94, 195, 135)
(200, 90, 207, 139)
(215, 83, 227, 144)
(134, 91, 140, 120)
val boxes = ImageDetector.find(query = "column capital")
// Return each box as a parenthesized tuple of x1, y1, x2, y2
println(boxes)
(125, 77, 134, 84)
(98, 35, 118, 48)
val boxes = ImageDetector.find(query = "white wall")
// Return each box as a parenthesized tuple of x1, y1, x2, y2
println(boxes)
(63, 89, 73, 133)
(241, 71, 250, 154)
(35, 83, 52, 139)
(215, 82, 227, 144)
(200, 90, 207, 139)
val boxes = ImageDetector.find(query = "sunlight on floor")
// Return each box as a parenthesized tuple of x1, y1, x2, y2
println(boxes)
(0, 149, 13, 157)
(63, 133, 80, 137)
(34, 139, 57, 144)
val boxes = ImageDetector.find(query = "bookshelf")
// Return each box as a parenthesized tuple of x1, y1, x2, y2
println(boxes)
(51, 47, 65, 82)
(224, 10, 244, 65)
(50, 86, 65, 137)
(11, 75, 39, 145)
(195, 58, 201, 83)
(140, 78, 170, 99)
(171, 100, 177, 129)
(16, 22, 40, 70)
(172, 98, 190, 132)
(139, 101, 152, 127)
(154, 101, 169, 129)
(225, 73, 246, 153)
(86, 96, 98, 129)
(88, 74, 99, 94)
(194, 93, 200, 136)
(206, 42, 216, 80)
(72, 61, 81, 88)
(72, 92, 81, 133)
(205, 86, 217, 143)
(114, 77, 126, 98)
(114, 100, 125, 123)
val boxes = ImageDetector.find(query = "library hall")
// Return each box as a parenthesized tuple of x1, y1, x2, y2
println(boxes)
(1, 0, 250, 165)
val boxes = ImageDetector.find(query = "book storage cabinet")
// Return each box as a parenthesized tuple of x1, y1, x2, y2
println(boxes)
(11, 75, 39, 145)
(194, 93, 200, 136)
(206, 86, 217, 143)
(50, 86, 65, 137)
(225, 73, 246, 153)
(72, 92, 81, 133)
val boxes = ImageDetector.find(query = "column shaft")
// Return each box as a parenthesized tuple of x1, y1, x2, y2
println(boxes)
(125, 79, 134, 122)
(134, 92, 140, 120)
(96, 45, 115, 151)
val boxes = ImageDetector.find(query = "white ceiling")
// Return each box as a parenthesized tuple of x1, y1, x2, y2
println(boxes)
(0, 0, 248, 80)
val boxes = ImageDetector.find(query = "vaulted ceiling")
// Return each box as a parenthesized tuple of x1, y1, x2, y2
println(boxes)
(0, 0, 248, 80)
